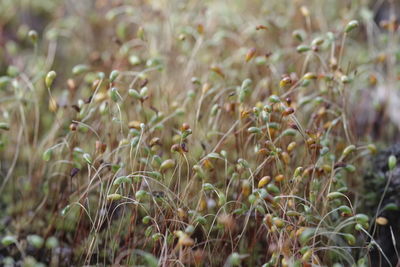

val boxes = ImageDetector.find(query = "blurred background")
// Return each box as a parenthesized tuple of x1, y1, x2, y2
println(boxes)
(1, 0, 400, 266)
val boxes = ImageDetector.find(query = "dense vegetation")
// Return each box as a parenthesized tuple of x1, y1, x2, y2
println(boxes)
(0, 0, 399, 266)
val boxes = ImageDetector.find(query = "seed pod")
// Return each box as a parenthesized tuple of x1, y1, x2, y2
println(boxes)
(354, 213, 369, 223)
(320, 146, 329, 156)
(228, 253, 241, 266)
(7, 66, 19, 77)
(176, 33, 185, 41)
(282, 107, 294, 116)
(42, 148, 52, 161)
(320, 165, 331, 174)
(183, 225, 194, 235)
(303, 72, 317, 80)
(341, 75, 351, 84)
(256, 24, 268, 30)
(311, 37, 324, 46)
(268, 95, 280, 103)
(194, 215, 207, 224)
(287, 142, 297, 152)
(342, 145, 356, 157)
(72, 64, 89, 75)
(266, 183, 280, 194)
(383, 203, 399, 211)
(137, 26, 145, 40)
(263, 214, 273, 228)
(110, 87, 121, 102)
(367, 144, 377, 154)
(130, 136, 139, 147)
(279, 76, 292, 88)
(95, 141, 106, 154)
(210, 65, 224, 78)
(248, 127, 261, 134)
(301, 249, 312, 262)
(113, 176, 132, 186)
(128, 120, 142, 129)
(0, 122, 10, 131)
(2, 236, 16, 246)
(355, 223, 364, 231)
(343, 233, 356, 245)
(148, 137, 160, 148)
(354, 213, 369, 228)
(245, 47, 256, 62)
(300, 6, 310, 17)
(170, 144, 181, 153)
(388, 155, 397, 170)
(200, 83, 211, 95)
(299, 228, 315, 245)
(327, 192, 343, 200)
(49, 98, 57, 112)
(152, 233, 162, 242)
(182, 129, 192, 139)
(287, 210, 301, 216)
(177, 208, 186, 219)
(0, 76, 11, 89)
(281, 152, 290, 165)
(292, 29, 306, 41)
(238, 79, 252, 102)
(210, 104, 219, 116)
(94, 140, 102, 153)
(45, 70, 56, 88)
(264, 104, 272, 113)
(45, 236, 59, 249)
(145, 226, 153, 237)
(343, 164, 355, 173)
(294, 166, 303, 177)
(274, 174, 285, 183)
(175, 108, 185, 116)
(258, 176, 271, 188)
(198, 198, 206, 211)
(27, 235, 44, 248)
(345, 20, 359, 33)
(61, 205, 71, 216)
(200, 159, 213, 171)
(238, 158, 250, 168)
(218, 192, 226, 206)
(297, 45, 311, 53)
(272, 217, 284, 228)
(28, 30, 38, 43)
(193, 164, 206, 179)
(135, 190, 148, 201)
(129, 55, 141, 66)
(178, 123, 189, 132)
(241, 78, 252, 90)
(239, 180, 250, 197)
(281, 129, 297, 137)
(248, 194, 257, 204)
(142, 216, 151, 224)
(140, 86, 148, 97)
(82, 153, 92, 164)
(202, 183, 214, 191)
(119, 139, 129, 146)
(338, 205, 352, 216)
(128, 88, 141, 99)
(160, 159, 175, 172)
(107, 193, 122, 201)
(376, 217, 388, 225)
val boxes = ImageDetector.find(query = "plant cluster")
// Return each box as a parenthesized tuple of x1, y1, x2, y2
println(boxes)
(0, 0, 399, 266)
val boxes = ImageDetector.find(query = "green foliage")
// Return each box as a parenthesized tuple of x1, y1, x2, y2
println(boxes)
(0, 0, 397, 266)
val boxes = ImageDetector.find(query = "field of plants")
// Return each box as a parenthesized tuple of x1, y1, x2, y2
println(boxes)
(1, 0, 400, 266)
